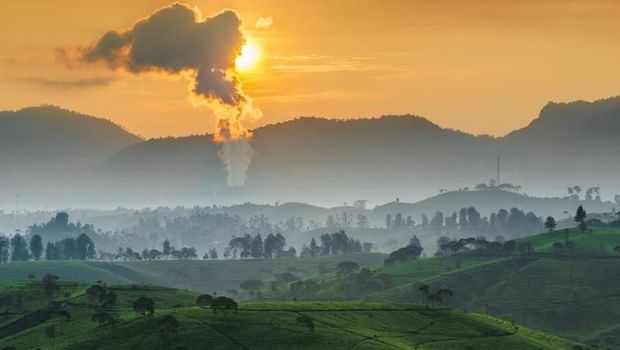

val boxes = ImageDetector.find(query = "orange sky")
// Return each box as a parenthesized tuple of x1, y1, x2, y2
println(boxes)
(1, 0, 619, 138)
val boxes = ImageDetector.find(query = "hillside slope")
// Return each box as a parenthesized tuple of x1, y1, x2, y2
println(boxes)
(0, 106, 141, 208)
(3, 95, 620, 208)
(94, 96, 620, 207)
(301, 228, 620, 348)
(0, 282, 588, 350)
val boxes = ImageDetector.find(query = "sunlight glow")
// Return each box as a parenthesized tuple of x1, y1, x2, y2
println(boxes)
(235, 40, 260, 71)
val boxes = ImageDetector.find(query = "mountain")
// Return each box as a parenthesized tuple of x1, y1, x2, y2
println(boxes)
(95, 115, 497, 207)
(3, 95, 620, 209)
(500, 96, 620, 196)
(0, 106, 141, 208)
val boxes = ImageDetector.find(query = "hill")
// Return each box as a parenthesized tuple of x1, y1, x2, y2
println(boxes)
(0, 253, 385, 294)
(294, 227, 620, 347)
(87, 96, 620, 208)
(374, 189, 614, 221)
(0, 106, 141, 208)
(0, 281, 588, 350)
(3, 95, 620, 208)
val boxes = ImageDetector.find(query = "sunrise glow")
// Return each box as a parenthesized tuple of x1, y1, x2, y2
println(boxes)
(235, 40, 260, 71)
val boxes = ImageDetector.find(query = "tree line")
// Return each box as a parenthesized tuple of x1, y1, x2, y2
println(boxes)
(386, 206, 543, 238)
(300, 230, 372, 257)
(0, 232, 96, 262)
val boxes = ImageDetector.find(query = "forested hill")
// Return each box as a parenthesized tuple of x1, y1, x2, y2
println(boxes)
(2, 96, 620, 208)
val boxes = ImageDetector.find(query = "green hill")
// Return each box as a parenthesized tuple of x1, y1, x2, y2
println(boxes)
(289, 228, 620, 348)
(0, 281, 587, 350)
(0, 253, 384, 295)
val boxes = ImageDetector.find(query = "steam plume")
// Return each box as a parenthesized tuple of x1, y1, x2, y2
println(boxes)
(79, 3, 260, 186)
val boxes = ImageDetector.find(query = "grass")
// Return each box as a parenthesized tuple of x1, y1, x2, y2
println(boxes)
(0, 281, 587, 350)
(299, 227, 620, 348)
(0, 253, 385, 295)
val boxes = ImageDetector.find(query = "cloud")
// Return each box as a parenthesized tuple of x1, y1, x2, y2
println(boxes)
(80, 3, 246, 105)
(255, 17, 273, 29)
(19, 77, 114, 89)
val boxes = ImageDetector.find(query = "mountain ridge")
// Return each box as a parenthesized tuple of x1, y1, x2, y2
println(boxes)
(1, 96, 620, 208)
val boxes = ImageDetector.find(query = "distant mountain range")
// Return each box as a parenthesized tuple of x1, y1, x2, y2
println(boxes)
(1, 96, 620, 209)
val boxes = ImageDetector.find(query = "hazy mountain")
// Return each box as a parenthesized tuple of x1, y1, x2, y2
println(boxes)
(2, 96, 620, 209)
(0, 106, 141, 208)
(92, 115, 497, 207)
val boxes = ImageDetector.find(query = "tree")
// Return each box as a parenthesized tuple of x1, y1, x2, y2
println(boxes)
(212, 296, 238, 315)
(209, 248, 218, 259)
(356, 214, 369, 228)
(544, 216, 557, 233)
(394, 213, 403, 228)
(430, 212, 444, 233)
(86, 285, 107, 303)
(336, 261, 359, 276)
(384, 245, 423, 265)
(575, 205, 587, 230)
(196, 294, 214, 308)
(0, 237, 9, 263)
(421, 214, 429, 229)
(385, 214, 392, 229)
(458, 208, 468, 232)
(29, 234, 43, 260)
(250, 234, 263, 259)
(132, 297, 155, 317)
(76, 234, 96, 260)
(10, 233, 29, 262)
(309, 238, 319, 256)
(157, 315, 180, 348)
(467, 207, 481, 232)
(42, 273, 60, 297)
(163, 240, 171, 259)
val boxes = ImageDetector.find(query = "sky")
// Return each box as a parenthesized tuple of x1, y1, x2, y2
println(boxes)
(1, 0, 619, 138)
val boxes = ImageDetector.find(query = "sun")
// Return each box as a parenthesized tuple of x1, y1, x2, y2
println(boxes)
(235, 39, 260, 71)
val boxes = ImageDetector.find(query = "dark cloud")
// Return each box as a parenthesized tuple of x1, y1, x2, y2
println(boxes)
(19, 77, 114, 89)
(81, 3, 245, 105)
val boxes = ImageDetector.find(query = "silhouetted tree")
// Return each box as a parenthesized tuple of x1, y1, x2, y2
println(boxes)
(29, 234, 43, 260)
(430, 212, 444, 233)
(209, 248, 218, 259)
(196, 294, 214, 308)
(356, 214, 369, 228)
(42, 273, 60, 297)
(575, 205, 587, 230)
(10, 233, 30, 261)
(163, 239, 171, 259)
(467, 207, 481, 232)
(250, 234, 263, 259)
(0, 237, 9, 263)
(544, 217, 557, 233)
(211, 296, 238, 315)
(158, 315, 180, 348)
(132, 297, 155, 317)
(76, 234, 96, 260)
(336, 261, 359, 276)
